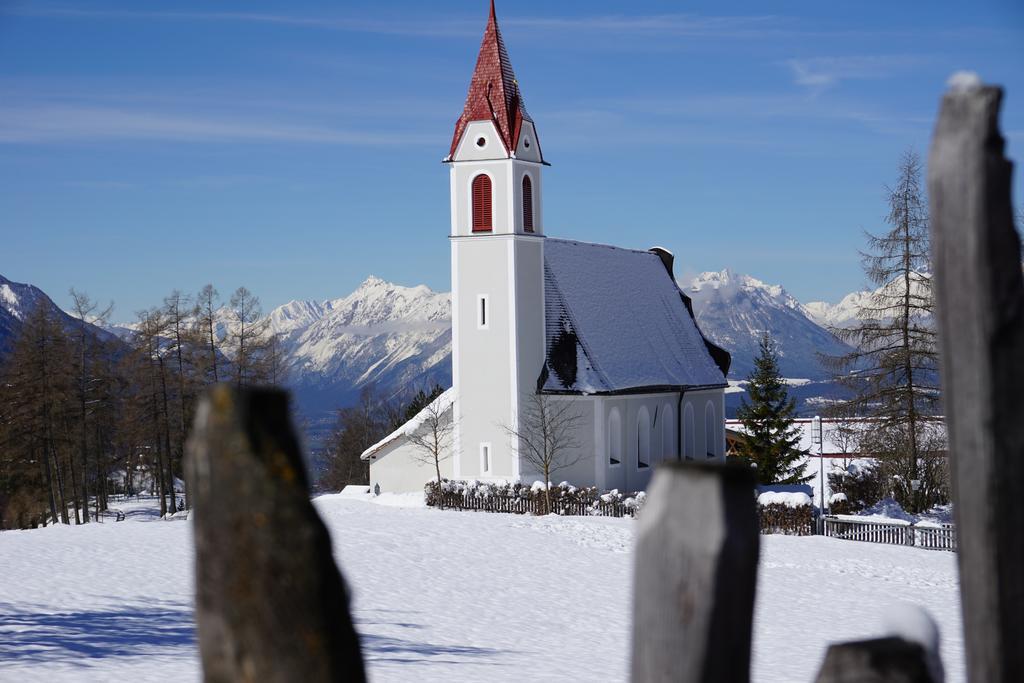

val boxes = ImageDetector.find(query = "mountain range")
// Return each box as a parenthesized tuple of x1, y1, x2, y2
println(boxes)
(1, 269, 877, 421)
(0, 274, 114, 355)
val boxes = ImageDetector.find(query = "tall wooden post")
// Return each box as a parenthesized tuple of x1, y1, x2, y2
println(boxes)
(631, 462, 759, 682)
(186, 386, 366, 683)
(928, 81, 1024, 681)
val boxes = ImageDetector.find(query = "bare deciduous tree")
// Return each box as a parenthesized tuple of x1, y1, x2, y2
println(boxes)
(195, 284, 220, 383)
(405, 391, 454, 488)
(228, 287, 269, 388)
(503, 392, 583, 512)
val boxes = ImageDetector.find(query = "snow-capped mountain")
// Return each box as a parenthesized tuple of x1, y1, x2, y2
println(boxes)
(272, 276, 452, 417)
(805, 271, 932, 329)
(683, 269, 851, 381)
(0, 274, 114, 355)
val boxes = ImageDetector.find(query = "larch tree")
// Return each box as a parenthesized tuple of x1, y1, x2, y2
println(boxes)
(228, 287, 269, 388)
(132, 308, 176, 517)
(164, 290, 197, 508)
(824, 149, 941, 512)
(69, 289, 114, 523)
(195, 284, 221, 383)
(733, 332, 809, 485)
(0, 304, 76, 525)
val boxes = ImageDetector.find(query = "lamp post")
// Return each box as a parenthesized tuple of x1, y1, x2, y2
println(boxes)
(812, 415, 823, 533)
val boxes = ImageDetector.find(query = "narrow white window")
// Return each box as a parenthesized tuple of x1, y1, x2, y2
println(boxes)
(705, 401, 718, 459)
(608, 408, 622, 466)
(480, 443, 492, 474)
(637, 406, 651, 469)
(477, 294, 489, 329)
(684, 403, 695, 461)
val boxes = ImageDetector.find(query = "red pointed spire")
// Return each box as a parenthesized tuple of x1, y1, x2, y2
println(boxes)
(447, 1, 538, 161)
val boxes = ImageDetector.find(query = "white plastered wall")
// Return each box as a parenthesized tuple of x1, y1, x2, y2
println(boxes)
(368, 438, 455, 494)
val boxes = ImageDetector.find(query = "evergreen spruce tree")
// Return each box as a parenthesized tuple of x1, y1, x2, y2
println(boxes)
(734, 332, 809, 485)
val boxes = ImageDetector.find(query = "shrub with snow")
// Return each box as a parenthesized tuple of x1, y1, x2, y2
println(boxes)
(425, 479, 645, 517)
(827, 459, 885, 513)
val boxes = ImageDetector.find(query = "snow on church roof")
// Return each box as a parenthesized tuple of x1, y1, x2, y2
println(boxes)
(541, 239, 729, 395)
(360, 387, 456, 461)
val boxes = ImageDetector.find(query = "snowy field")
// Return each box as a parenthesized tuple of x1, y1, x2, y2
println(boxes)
(0, 494, 964, 682)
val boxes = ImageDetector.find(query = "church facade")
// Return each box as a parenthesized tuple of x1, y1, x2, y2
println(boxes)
(362, 3, 730, 493)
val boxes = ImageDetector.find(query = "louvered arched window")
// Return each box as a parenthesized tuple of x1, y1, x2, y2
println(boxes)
(472, 174, 492, 232)
(522, 175, 534, 232)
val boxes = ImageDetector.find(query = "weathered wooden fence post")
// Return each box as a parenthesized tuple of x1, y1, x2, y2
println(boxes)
(814, 637, 937, 683)
(631, 462, 759, 683)
(927, 79, 1024, 682)
(186, 386, 366, 683)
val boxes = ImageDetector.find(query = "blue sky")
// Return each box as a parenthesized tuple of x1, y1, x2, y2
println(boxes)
(2, 0, 1022, 318)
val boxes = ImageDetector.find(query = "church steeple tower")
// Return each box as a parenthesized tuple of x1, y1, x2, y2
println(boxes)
(447, 1, 547, 483)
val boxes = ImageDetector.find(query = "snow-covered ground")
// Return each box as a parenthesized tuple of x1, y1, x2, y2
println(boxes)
(0, 494, 964, 682)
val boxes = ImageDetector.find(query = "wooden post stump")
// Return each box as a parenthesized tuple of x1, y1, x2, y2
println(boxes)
(630, 462, 759, 683)
(186, 386, 366, 683)
(815, 637, 936, 683)
(928, 81, 1024, 682)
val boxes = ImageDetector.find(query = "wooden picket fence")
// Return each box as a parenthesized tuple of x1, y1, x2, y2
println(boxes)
(823, 517, 957, 551)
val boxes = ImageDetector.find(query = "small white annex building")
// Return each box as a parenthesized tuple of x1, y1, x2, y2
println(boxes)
(362, 3, 730, 493)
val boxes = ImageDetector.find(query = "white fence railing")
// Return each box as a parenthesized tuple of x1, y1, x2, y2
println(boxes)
(822, 516, 957, 552)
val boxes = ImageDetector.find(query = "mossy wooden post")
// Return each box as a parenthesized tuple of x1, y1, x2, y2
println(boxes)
(186, 386, 366, 683)
(928, 81, 1024, 681)
(631, 462, 759, 682)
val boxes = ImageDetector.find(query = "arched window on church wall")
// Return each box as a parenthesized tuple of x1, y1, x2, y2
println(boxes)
(662, 403, 674, 458)
(522, 175, 534, 232)
(683, 404, 695, 460)
(472, 174, 492, 232)
(705, 401, 718, 459)
(608, 408, 622, 466)
(637, 406, 651, 469)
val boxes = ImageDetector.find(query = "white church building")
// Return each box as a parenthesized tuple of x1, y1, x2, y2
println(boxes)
(362, 2, 730, 493)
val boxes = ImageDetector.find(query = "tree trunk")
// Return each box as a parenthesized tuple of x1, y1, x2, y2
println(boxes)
(159, 357, 177, 513)
(151, 364, 168, 517)
(40, 444, 58, 526)
(79, 339, 91, 523)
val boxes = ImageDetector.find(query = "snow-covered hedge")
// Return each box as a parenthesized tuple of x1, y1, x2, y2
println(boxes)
(424, 479, 646, 518)
(757, 493, 814, 536)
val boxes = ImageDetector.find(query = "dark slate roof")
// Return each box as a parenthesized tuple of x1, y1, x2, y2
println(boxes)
(540, 239, 729, 395)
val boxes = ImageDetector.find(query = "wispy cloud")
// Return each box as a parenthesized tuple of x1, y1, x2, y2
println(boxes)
(785, 55, 930, 89)
(11, 6, 816, 42)
(11, 6, 483, 38)
(503, 14, 787, 39)
(14, 6, 1011, 47)
(0, 105, 435, 145)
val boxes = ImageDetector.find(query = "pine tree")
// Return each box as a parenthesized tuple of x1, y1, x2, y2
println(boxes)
(734, 332, 809, 485)
(402, 384, 446, 423)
